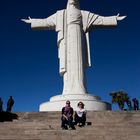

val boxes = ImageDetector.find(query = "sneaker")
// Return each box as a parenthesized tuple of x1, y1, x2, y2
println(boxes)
(69, 127, 73, 130)
(61, 127, 65, 130)
(77, 123, 80, 126)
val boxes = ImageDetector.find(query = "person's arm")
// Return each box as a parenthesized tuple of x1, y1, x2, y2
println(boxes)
(62, 107, 68, 120)
(79, 109, 86, 114)
(21, 13, 56, 30)
(83, 109, 87, 114)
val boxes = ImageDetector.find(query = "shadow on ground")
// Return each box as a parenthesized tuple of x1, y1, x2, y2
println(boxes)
(0, 112, 18, 122)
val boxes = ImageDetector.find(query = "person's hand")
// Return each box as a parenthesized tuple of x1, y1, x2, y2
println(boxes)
(21, 16, 33, 24)
(68, 114, 72, 118)
(66, 116, 68, 120)
(64, 116, 68, 120)
(63, 114, 68, 120)
(116, 13, 126, 21)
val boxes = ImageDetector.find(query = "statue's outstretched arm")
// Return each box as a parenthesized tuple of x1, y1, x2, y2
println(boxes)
(21, 14, 56, 30)
(86, 12, 126, 30)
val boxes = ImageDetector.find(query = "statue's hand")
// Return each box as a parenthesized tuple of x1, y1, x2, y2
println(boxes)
(116, 13, 126, 21)
(21, 16, 33, 24)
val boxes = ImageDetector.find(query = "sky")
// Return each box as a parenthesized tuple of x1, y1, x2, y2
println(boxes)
(0, 0, 140, 112)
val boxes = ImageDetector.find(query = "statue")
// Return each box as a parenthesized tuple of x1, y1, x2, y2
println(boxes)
(22, 0, 126, 111)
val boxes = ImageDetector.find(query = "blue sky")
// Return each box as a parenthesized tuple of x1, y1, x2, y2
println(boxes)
(0, 0, 139, 112)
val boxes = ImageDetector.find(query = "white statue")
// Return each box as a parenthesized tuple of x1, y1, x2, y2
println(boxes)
(22, 0, 126, 111)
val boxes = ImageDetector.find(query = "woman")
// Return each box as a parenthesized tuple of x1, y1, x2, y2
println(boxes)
(75, 102, 87, 126)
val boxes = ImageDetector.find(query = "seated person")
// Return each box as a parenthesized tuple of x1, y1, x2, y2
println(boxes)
(61, 100, 74, 130)
(75, 102, 87, 126)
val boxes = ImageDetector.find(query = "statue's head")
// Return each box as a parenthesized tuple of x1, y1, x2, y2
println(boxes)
(67, 0, 80, 9)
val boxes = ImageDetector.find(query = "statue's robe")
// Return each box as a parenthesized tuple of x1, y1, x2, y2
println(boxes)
(31, 9, 117, 95)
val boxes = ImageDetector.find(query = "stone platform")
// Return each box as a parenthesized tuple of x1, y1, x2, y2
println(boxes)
(39, 94, 111, 111)
(0, 111, 140, 140)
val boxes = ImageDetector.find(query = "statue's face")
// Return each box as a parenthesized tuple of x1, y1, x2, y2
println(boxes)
(69, 0, 77, 5)
(67, 0, 79, 9)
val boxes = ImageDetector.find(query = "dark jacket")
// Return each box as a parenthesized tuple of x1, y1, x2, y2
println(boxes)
(62, 106, 73, 119)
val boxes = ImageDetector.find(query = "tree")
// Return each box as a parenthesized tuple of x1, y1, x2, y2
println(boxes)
(110, 91, 129, 110)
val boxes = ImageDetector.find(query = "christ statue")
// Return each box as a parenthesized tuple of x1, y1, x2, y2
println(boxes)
(22, 0, 126, 111)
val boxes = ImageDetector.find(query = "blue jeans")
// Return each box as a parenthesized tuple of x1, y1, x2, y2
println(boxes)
(61, 116, 73, 129)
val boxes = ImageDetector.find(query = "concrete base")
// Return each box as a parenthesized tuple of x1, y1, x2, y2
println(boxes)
(39, 94, 111, 111)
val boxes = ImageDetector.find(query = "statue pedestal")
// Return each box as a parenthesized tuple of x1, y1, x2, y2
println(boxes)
(39, 94, 111, 111)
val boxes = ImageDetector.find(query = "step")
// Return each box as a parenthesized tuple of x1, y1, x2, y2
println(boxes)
(0, 111, 140, 140)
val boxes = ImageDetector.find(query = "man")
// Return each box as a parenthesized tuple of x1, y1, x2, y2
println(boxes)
(6, 96, 14, 112)
(61, 100, 74, 130)
(132, 98, 139, 110)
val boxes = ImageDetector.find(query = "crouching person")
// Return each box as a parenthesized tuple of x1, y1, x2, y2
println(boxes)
(75, 102, 87, 127)
(61, 100, 74, 130)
